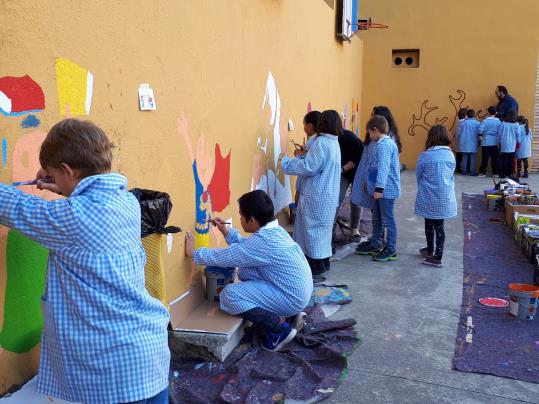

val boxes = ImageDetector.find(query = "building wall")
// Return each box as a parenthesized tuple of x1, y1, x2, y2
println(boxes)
(0, 0, 363, 392)
(359, 0, 539, 167)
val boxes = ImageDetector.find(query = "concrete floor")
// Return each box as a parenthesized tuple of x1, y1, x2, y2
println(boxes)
(327, 171, 539, 404)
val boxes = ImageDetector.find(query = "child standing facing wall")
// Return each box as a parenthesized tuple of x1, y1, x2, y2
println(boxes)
(415, 125, 457, 267)
(497, 109, 520, 179)
(356, 115, 401, 262)
(281, 110, 341, 275)
(456, 109, 480, 176)
(517, 115, 533, 178)
(0, 119, 170, 404)
(478, 106, 502, 177)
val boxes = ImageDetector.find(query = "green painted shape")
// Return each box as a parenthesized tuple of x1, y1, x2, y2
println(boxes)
(0, 230, 48, 353)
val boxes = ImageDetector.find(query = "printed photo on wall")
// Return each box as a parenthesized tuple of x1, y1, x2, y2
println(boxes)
(138, 84, 157, 111)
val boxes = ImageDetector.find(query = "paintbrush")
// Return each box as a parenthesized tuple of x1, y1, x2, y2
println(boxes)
(206, 220, 231, 225)
(12, 177, 55, 187)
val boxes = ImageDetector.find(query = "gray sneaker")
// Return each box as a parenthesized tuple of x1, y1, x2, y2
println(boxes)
(422, 257, 442, 267)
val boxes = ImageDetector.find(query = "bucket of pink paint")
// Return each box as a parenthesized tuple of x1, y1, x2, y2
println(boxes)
(508, 283, 539, 320)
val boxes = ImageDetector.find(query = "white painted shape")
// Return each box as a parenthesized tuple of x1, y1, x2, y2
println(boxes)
(465, 316, 473, 344)
(0, 377, 79, 403)
(169, 289, 190, 306)
(166, 233, 173, 254)
(342, 0, 353, 39)
(0, 91, 12, 114)
(85, 71, 93, 114)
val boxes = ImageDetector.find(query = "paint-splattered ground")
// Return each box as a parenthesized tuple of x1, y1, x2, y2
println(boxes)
(453, 193, 539, 384)
(170, 305, 359, 403)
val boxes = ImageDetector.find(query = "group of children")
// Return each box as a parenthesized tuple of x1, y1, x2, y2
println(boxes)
(0, 106, 480, 402)
(456, 106, 533, 179)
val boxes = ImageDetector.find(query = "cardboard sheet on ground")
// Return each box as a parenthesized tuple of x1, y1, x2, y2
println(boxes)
(0, 377, 78, 403)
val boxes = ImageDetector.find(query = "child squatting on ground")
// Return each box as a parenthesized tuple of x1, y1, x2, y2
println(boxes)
(356, 115, 401, 261)
(415, 125, 458, 267)
(184, 190, 313, 352)
(0, 119, 171, 404)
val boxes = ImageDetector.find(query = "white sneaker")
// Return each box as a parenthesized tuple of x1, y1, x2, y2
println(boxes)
(292, 311, 307, 332)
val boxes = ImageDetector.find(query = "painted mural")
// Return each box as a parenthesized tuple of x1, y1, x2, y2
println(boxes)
(407, 90, 489, 138)
(55, 58, 94, 116)
(0, 76, 45, 117)
(177, 111, 232, 250)
(251, 72, 292, 213)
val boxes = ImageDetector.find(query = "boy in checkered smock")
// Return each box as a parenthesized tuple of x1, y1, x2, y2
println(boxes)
(185, 190, 313, 352)
(0, 119, 170, 404)
(281, 110, 342, 275)
(356, 115, 401, 261)
(497, 109, 521, 178)
(456, 109, 480, 176)
(415, 125, 457, 267)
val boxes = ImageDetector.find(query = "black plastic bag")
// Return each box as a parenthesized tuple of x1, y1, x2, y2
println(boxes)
(130, 188, 182, 237)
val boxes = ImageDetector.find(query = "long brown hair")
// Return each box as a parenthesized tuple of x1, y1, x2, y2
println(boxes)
(366, 115, 389, 134)
(425, 124, 451, 150)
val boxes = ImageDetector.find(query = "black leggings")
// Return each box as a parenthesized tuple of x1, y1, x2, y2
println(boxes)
(306, 256, 330, 275)
(517, 158, 528, 175)
(425, 219, 445, 260)
(499, 152, 515, 178)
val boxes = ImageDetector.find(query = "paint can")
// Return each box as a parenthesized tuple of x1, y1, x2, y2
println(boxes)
(204, 266, 236, 303)
(507, 283, 539, 320)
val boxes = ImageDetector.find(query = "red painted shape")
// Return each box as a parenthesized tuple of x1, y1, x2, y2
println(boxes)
(479, 297, 509, 308)
(0, 75, 45, 113)
(208, 144, 231, 212)
(307, 102, 312, 112)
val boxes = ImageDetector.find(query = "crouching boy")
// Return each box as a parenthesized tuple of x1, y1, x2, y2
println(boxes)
(185, 190, 313, 352)
(0, 119, 170, 404)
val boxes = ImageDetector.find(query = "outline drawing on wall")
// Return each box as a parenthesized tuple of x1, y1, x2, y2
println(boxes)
(251, 72, 292, 213)
(0, 75, 45, 116)
(177, 112, 231, 250)
(407, 90, 488, 137)
(55, 58, 94, 116)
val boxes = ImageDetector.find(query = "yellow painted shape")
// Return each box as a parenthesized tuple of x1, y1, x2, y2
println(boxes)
(55, 58, 89, 116)
(194, 232, 210, 250)
(141, 234, 168, 307)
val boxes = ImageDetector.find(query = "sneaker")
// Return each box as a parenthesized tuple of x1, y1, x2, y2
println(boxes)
(422, 257, 442, 267)
(522, 173, 529, 178)
(419, 247, 433, 258)
(292, 312, 307, 332)
(261, 323, 297, 352)
(356, 241, 383, 256)
(373, 248, 398, 262)
(478, 173, 486, 178)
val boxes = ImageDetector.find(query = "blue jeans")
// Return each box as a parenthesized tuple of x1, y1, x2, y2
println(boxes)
(371, 198, 397, 252)
(461, 153, 477, 175)
(125, 388, 169, 404)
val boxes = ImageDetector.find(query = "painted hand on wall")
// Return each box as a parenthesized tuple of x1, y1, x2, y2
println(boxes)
(178, 111, 231, 254)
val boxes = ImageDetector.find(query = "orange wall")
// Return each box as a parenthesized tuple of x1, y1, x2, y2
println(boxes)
(359, 0, 539, 167)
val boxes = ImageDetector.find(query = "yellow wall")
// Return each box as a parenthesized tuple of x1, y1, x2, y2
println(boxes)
(359, 0, 539, 167)
(0, 0, 363, 392)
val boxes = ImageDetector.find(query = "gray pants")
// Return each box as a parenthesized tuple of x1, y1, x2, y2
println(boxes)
(335, 175, 362, 230)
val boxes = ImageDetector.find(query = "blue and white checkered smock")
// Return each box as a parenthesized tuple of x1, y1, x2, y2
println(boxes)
(457, 118, 480, 153)
(351, 140, 376, 209)
(415, 146, 457, 220)
(193, 220, 313, 316)
(282, 133, 341, 259)
(295, 136, 318, 195)
(517, 125, 533, 159)
(0, 174, 170, 404)
(478, 116, 502, 147)
(497, 122, 521, 153)
(367, 136, 401, 199)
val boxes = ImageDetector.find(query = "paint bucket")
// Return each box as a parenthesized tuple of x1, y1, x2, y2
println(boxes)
(204, 266, 236, 303)
(507, 283, 539, 320)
